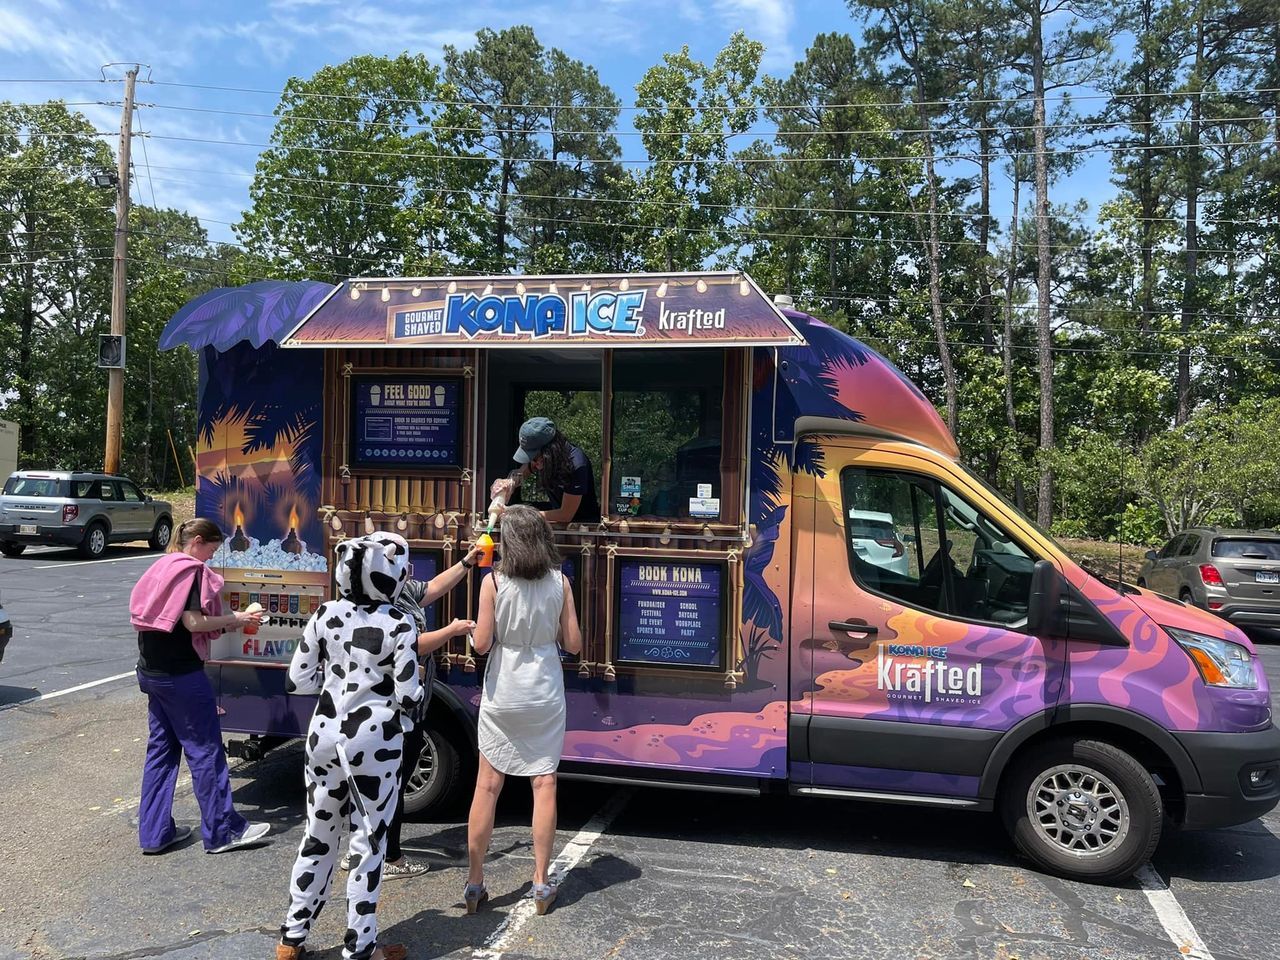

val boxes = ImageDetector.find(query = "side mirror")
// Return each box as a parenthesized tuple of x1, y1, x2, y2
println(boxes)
(1027, 559, 1065, 637)
(1144, 549, 1157, 562)
(145, 494, 153, 503)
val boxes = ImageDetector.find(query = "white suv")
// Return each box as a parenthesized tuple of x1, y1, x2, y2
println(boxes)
(0, 471, 174, 559)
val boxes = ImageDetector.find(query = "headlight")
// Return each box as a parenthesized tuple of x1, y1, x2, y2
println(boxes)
(1166, 626, 1258, 689)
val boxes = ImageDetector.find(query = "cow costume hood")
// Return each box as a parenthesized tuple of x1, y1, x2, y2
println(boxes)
(334, 531, 410, 606)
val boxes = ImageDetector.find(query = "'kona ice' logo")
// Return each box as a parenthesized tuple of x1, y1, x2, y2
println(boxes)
(441, 290, 646, 339)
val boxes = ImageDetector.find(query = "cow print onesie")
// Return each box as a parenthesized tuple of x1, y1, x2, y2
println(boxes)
(280, 532, 422, 960)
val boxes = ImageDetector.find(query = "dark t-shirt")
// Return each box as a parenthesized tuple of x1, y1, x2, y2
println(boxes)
(137, 578, 203, 676)
(543, 444, 600, 524)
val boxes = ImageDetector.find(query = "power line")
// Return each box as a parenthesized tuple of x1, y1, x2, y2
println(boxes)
(139, 129, 1280, 167)
(134, 98, 1279, 141)
(143, 77, 1280, 114)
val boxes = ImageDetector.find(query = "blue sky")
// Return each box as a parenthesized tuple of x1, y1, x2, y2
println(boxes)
(0, 0, 1113, 249)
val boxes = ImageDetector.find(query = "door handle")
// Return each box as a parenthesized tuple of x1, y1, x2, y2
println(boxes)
(829, 620, 878, 636)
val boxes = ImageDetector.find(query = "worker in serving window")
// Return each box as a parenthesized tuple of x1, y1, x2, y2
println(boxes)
(490, 417, 601, 525)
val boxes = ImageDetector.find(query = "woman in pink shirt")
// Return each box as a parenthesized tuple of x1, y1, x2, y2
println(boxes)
(129, 518, 266, 854)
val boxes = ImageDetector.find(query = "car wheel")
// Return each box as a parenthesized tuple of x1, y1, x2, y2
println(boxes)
(401, 726, 464, 817)
(1000, 738, 1162, 883)
(1179, 589, 1195, 607)
(149, 517, 173, 551)
(78, 523, 108, 559)
(1136, 578, 1146, 588)
(0, 542, 25, 558)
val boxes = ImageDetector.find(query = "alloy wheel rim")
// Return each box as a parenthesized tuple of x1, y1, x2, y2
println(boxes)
(157, 524, 171, 547)
(1028, 763, 1130, 858)
(90, 528, 106, 554)
(406, 737, 437, 797)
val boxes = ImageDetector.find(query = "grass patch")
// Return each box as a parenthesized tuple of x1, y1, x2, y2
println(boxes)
(154, 486, 196, 527)
(1058, 537, 1152, 583)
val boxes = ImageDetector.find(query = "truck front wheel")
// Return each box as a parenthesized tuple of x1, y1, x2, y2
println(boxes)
(1000, 738, 1162, 883)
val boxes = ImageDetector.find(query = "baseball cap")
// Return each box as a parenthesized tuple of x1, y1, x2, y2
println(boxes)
(513, 417, 557, 464)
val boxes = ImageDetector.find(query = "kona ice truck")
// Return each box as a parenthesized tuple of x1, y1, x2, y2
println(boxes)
(159, 271, 1280, 883)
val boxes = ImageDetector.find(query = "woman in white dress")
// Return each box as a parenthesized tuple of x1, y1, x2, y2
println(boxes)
(465, 504, 582, 916)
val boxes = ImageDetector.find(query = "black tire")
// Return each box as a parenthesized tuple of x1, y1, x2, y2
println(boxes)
(149, 517, 173, 551)
(0, 542, 25, 557)
(401, 725, 465, 817)
(78, 522, 109, 559)
(1136, 578, 1146, 588)
(1000, 738, 1162, 884)
(1179, 589, 1195, 607)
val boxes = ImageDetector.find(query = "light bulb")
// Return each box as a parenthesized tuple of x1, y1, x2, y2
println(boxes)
(482, 283, 493, 296)
(581, 282, 591, 292)
(396, 512, 409, 531)
(618, 278, 629, 291)
(548, 282, 558, 295)
(516, 281, 526, 296)
(412, 286, 421, 297)
(330, 513, 344, 531)
(656, 282, 668, 297)
(702, 524, 713, 543)
(364, 514, 375, 535)
(349, 286, 360, 300)
(433, 512, 445, 529)
(659, 525, 672, 545)
(696, 278, 708, 294)
(381, 287, 390, 303)
(739, 279, 750, 296)
(447, 280, 457, 294)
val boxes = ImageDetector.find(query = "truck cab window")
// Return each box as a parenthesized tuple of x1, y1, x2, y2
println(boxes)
(840, 467, 1036, 629)
(610, 350, 723, 518)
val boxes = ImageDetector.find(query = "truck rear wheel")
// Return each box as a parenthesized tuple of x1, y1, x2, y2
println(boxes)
(1000, 738, 1162, 883)
(402, 725, 465, 817)
(79, 522, 108, 559)
(0, 542, 25, 557)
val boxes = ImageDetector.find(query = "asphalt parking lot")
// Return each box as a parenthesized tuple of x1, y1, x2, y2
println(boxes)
(2, 545, 1280, 960)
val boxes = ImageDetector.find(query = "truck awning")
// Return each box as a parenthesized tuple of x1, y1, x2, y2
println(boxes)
(280, 271, 805, 349)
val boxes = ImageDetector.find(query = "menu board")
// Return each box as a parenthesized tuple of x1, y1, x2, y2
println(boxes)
(351, 376, 461, 468)
(617, 560, 723, 668)
(409, 552, 440, 631)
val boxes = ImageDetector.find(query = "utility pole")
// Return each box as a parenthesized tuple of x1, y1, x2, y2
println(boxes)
(103, 65, 138, 476)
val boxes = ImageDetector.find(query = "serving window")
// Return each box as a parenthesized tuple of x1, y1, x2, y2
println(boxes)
(609, 350, 724, 520)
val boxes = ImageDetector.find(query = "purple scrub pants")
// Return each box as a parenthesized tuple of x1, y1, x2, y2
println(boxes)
(136, 668, 247, 851)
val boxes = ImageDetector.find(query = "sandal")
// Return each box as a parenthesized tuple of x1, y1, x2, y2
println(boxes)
(533, 881, 558, 916)
(463, 881, 489, 914)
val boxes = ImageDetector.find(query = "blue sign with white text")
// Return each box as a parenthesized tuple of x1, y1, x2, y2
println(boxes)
(617, 560, 722, 667)
(352, 376, 461, 467)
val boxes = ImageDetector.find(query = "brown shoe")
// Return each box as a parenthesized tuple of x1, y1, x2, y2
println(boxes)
(275, 944, 305, 960)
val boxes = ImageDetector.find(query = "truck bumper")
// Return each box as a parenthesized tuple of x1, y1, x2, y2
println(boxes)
(1173, 725, 1280, 829)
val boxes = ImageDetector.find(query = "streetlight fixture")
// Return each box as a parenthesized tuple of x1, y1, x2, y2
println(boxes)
(91, 171, 118, 189)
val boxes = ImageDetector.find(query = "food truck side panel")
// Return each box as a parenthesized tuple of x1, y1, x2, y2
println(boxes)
(196, 338, 328, 734)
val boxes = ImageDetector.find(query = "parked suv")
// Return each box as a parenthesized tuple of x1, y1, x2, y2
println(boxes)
(0, 471, 173, 559)
(1137, 526, 1280, 628)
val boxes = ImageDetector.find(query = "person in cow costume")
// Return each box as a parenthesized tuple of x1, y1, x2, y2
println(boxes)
(277, 532, 421, 960)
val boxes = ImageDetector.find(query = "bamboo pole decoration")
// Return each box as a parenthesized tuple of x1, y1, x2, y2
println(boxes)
(164, 429, 186, 488)
(602, 542, 617, 682)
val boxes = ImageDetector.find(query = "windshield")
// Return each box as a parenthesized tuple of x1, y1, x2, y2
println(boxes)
(1212, 538, 1280, 560)
(3, 477, 65, 497)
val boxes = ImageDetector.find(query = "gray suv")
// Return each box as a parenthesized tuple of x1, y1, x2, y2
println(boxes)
(1137, 527, 1280, 628)
(0, 471, 174, 559)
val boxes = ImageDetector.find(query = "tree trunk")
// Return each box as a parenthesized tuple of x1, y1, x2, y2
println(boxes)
(18, 210, 38, 464)
(976, 59, 996, 350)
(1138, 0, 1156, 338)
(1004, 166, 1026, 513)
(1031, 2, 1055, 529)
(1176, 14, 1205, 425)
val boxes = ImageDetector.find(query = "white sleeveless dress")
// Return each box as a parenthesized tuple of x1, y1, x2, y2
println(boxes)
(477, 570, 566, 776)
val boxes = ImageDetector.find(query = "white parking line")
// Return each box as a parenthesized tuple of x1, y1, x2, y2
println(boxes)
(0, 670, 135, 712)
(33, 553, 155, 569)
(474, 787, 633, 959)
(1137, 864, 1216, 960)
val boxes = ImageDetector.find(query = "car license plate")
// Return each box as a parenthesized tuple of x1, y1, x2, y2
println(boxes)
(1256, 571, 1280, 584)
(19, 524, 36, 536)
